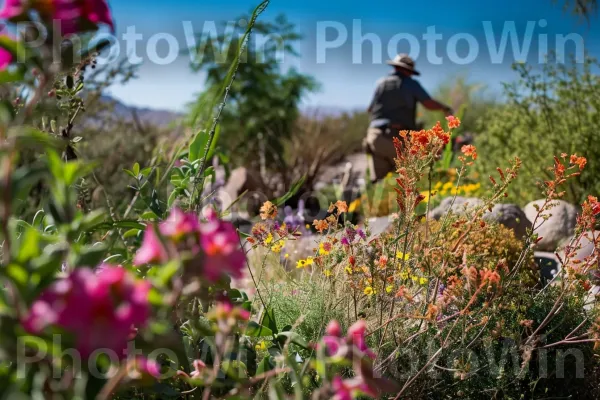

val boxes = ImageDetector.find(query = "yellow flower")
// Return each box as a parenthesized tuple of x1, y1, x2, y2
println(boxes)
(305, 224, 311, 230)
(296, 259, 307, 269)
(400, 271, 409, 280)
(284, 253, 289, 259)
(271, 241, 284, 253)
(396, 251, 410, 261)
(420, 191, 430, 203)
(411, 275, 418, 283)
(306, 256, 314, 265)
(324, 269, 332, 277)
(419, 277, 429, 285)
(255, 341, 267, 351)
(364, 287, 374, 296)
(345, 266, 353, 275)
(434, 181, 443, 190)
(386, 285, 394, 293)
(319, 243, 330, 256)
(265, 233, 273, 245)
(348, 198, 361, 213)
(443, 182, 454, 190)
(386, 172, 393, 179)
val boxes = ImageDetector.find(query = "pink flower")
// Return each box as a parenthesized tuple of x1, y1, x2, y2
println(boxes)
(0, 37, 13, 70)
(332, 376, 353, 400)
(159, 207, 200, 241)
(326, 320, 343, 337)
(35, 0, 114, 36)
(134, 226, 169, 266)
(347, 320, 376, 360)
(132, 356, 161, 379)
(190, 359, 207, 379)
(0, 0, 24, 19)
(23, 267, 150, 359)
(332, 376, 378, 400)
(199, 215, 245, 282)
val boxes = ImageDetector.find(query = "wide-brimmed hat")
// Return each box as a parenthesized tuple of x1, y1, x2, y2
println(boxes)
(386, 53, 420, 75)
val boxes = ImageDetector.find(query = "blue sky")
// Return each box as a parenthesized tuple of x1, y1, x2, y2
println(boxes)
(104, 0, 600, 112)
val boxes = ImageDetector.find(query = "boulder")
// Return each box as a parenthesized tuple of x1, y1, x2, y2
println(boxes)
(557, 230, 599, 268)
(524, 199, 578, 251)
(483, 204, 532, 240)
(429, 197, 484, 220)
(218, 167, 265, 214)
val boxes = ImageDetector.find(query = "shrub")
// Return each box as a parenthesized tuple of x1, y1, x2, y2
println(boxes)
(476, 55, 600, 205)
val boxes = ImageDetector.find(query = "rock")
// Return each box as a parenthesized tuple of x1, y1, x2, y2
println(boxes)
(365, 216, 395, 239)
(429, 197, 484, 220)
(556, 231, 600, 310)
(524, 199, 579, 251)
(483, 204, 532, 240)
(218, 167, 265, 214)
(557, 230, 599, 268)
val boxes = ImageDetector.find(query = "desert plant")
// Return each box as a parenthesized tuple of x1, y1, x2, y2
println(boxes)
(476, 54, 600, 205)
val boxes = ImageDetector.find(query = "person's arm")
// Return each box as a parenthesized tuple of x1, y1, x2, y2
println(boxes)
(422, 99, 453, 116)
(413, 81, 453, 115)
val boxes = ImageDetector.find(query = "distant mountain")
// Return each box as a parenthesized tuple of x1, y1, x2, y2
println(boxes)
(97, 95, 183, 127)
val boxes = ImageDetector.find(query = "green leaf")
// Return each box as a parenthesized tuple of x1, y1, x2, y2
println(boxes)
(273, 175, 306, 207)
(221, 360, 248, 381)
(256, 355, 274, 375)
(123, 229, 141, 239)
(0, 66, 25, 84)
(132, 163, 140, 177)
(260, 308, 278, 335)
(69, 244, 107, 267)
(189, 130, 209, 162)
(245, 321, 273, 337)
(276, 332, 308, 349)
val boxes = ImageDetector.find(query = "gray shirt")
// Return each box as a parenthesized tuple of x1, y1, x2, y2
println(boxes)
(368, 73, 431, 130)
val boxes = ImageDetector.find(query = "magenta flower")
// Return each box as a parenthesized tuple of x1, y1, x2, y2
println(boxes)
(332, 376, 377, 400)
(159, 207, 200, 241)
(23, 267, 150, 359)
(320, 320, 376, 360)
(0, 38, 13, 70)
(326, 320, 342, 337)
(347, 320, 376, 360)
(134, 226, 169, 266)
(199, 213, 245, 282)
(332, 376, 354, 400)
(6, 0, 115, 36)
(0, 0, 24, 19)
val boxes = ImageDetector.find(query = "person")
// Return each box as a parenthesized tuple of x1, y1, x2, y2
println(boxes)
(363, 53, 453, 182)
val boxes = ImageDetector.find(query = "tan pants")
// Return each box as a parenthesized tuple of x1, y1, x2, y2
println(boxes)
(363, 127, 398, 182)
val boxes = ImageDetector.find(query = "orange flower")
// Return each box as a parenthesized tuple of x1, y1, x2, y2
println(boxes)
(259, 201, 277, 220)
(313, 219, 328, 233)
(335, 200, 348, 213)
(461, 145, 477, 160)
(569, 154, 587, 171)
(446, 115, 461, 129)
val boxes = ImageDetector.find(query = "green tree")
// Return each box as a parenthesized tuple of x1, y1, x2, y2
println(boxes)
(188, 13, 319, 170)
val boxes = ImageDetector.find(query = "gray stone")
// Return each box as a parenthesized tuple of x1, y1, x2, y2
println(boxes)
(483, 204, 532, 240)
(429, 197, 484, 220)
(218, 167, 265, 213)
(557, 230, 599, 268)
(365, 216, 395, 239)
(524, 199, 579, 251)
